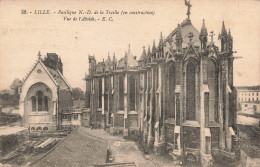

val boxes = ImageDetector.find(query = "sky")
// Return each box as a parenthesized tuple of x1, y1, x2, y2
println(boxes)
(0, 0, 259, 91)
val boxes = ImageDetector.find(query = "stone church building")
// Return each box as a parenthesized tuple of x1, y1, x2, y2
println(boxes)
(84, 5, 239, 166)
(19, 53, 73, 131)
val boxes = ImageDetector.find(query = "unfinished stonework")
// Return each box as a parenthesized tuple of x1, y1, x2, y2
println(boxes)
(84, 2, 239, 166)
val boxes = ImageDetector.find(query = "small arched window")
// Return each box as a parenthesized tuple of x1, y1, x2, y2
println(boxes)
(44, 96, 48, 111)
(36, 127, 42, 131)
(37, 91, 43, 111)
(32, 96, 36, 111)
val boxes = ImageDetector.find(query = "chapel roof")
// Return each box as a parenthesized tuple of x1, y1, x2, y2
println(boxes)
(117, 47, 138, 69)
(21, 52, 71, 90)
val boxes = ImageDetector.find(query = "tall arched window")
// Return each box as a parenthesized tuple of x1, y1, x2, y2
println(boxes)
(32, 96, 36, 111)
(168, 63, 175, 118)
(156, 68, 159, 89)
(44, 96, 48, 111)
(119, 76, 124, 110)
(207, 60, 219, 122)
(98, 79, 102, 108)
(129, 75, 136, 111)
(37, 91, 43, 111)
(186, 62, 196, 120)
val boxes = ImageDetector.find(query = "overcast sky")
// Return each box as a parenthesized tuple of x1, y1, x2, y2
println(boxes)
(0, 0, 259, 91)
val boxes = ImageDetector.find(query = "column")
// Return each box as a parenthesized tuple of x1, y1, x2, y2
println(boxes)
(143, 71, 148, 142)
(200, 57, 213, 167)
(148, 67, 155, 147)
(172, 59, 183, 163)
(123, 74, 128, 137)
(101, 77, 105, 129)
(154, 64, 166, 155)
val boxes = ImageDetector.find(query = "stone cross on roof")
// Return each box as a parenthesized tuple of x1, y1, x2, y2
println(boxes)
(37, 51, 42, 60)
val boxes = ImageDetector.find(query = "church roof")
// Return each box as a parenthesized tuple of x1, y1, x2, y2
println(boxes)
(21, 55, 71, 90)
(46, 67, 71, 90)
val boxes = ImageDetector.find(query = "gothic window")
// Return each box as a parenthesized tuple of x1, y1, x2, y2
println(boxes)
(148, 70, 152, 91)
(104, 77, 109, 92)
(186, 62, 196, 120)
(104, 94, 108, 111)
(86, 91, 91, 108)
(119, 76, 124, 110)
(129, 75, 136, 111)
(37, 91, 43, 111)
(176, 95, 180, 125)
(44, 96, 48, 111)
(168, 63, 175, 118)
(156, 68, 159, 89)
(207, 60, 219, 122)
(205, 93, 209, 126)
(32, 96, 36, 111)
(98, 79, 102, 108)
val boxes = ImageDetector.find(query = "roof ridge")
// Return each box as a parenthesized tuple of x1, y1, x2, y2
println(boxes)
(56, 70, 72, 90)
(165, 18, 191, 42)
(39, 61, 59, 86)
(21, 59, 39, 84)
(21, 59, 58, 87)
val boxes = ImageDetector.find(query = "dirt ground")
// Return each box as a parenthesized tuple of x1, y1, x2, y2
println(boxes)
(81, 127, 177, 167)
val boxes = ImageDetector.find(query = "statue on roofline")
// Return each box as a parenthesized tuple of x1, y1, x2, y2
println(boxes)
(185, 0, 192, 19)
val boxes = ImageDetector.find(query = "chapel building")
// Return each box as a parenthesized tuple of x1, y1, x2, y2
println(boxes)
(19, 53, 73, 131)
